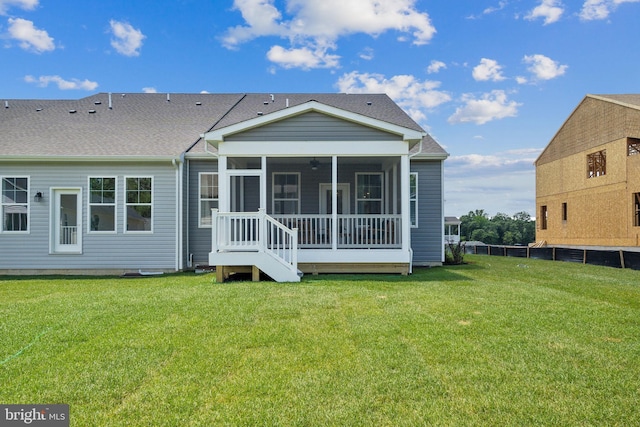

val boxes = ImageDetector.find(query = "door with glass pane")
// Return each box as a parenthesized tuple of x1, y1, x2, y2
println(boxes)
(53, 189, 82, 253)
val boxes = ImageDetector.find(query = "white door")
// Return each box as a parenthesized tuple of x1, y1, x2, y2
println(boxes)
(52, 189, 82, 253)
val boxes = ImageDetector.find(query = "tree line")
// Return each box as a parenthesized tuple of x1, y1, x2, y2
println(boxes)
(460, 210, 536, 246)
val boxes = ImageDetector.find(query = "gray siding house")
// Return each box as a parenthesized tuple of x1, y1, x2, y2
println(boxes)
(0, 93, 448, 280)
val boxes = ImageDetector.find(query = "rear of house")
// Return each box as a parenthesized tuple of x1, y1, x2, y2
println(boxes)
(1, 93, 448, 279)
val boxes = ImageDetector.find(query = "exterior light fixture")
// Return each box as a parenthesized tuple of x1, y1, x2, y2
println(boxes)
(34, 192, 43, 202)
(310, 158, 320, 170)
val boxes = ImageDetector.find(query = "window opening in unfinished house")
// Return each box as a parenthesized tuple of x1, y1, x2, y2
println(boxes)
(540, 205, 548, 230)
(562, 202, 567, 222)
(628, 138, 640, 156)
(634, 193, 640, 227)
(587, 150, 606, 178)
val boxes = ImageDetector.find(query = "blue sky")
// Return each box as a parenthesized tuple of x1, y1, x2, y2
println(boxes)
(2, 0, 640, 218)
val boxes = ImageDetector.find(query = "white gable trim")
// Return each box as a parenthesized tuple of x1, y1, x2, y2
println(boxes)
(204, 101, 425, 146)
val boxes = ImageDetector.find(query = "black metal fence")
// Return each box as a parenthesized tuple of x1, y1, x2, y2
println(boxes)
(463, 245, 640, 270)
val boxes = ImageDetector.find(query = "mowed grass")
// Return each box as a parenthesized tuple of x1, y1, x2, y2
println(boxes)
(1, 255, 639, 426)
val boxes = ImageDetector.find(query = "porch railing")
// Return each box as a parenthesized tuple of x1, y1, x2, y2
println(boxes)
(211, 209, 298, 272)
(273, 214, 402, 248)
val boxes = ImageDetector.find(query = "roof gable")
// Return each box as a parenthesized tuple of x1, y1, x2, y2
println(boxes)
(536, 94, 640, 166)
(204, 100, 425, 148)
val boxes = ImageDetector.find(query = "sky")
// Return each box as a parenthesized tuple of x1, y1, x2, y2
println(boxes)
(1, 0, 640, 218)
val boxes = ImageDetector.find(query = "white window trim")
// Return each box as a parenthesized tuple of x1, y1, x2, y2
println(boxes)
(410, 172, 418, 228)
(87, 176, 117, 234)
(272, 172, 301, 215)
(124, 176, 154, 234)
(1, 175, 30, 234)
(355, 172, 384, 214)
(198, 172, 218, 228)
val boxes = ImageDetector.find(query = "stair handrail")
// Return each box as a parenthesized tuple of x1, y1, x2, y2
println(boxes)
(260, 208, 298, 274)
(211, 208, 298, 274)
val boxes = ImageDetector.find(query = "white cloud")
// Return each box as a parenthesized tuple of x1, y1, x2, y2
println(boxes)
(0, 0, 37, 15)
(267, 44, 340, 69)
(24, 75, 98, 91)
(525, 0, 564, 24)
(7, 18, 54, 53)
(467, 1, 508, 19)
(359, 47, 374, 60)
(472, 58, 506, 82)
(427, 60, 446, 74)
(109, 20, 145, 57)
(580, 0, 640, 20)
(142, 87, 157, 93)
(523, 54, 567, 80)
(336, 71, 451, 124)
(515, 76, 528, 84)
(223, 0, 436, 69)
(482, 1, 509, 15)
(448, 90, 521, 125)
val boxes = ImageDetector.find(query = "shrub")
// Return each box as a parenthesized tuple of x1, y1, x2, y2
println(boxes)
(445, 241, 465, 265)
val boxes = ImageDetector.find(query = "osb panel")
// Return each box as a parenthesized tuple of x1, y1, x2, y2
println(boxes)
(537, 97, 640, 166)
(536, 186, 639, 246)
(536, 138, 628, 198)
(628, 153, 640, 190)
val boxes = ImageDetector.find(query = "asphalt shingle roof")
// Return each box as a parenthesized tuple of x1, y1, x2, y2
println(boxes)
(1, 92, 445, 158)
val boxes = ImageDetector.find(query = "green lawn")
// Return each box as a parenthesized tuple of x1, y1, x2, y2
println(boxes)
(1, 255, 639, 426)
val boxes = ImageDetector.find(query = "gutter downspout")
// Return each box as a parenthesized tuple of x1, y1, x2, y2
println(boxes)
(172, 155, 185, 271)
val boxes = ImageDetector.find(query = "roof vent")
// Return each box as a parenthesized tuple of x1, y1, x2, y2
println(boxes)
(89, 109, 96, 114)
(167, 93, 170, 102)
(69, 109, 77, 114)
(367, 101, 372, 105)
(257, 112, 263, 116)
(263, 101, 269, 105)
(270, 94, 274, 102)
(94, 101, 102, 105)
(36, 108, 42, 112)
(196, 101, 202, 106)
(4, 101, 8, 108)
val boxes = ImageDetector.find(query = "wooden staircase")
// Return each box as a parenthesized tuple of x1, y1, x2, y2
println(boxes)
(209, 209, 301, 283)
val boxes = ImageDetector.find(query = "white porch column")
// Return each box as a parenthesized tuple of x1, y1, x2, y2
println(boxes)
(261, 156, 267, 210)
(400, 154, 410, 252)
(218, 156, 228, 212)
(332, 155, 338, 251)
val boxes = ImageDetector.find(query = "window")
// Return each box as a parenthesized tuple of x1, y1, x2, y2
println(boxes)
(125, 177, 152, 232)
(540, 205, 548, 230)
(199, 173, 218, 227)
(634, 193, 640, 227)
(410, 173, 418, 227)
(562, 202, 567, 222)
(2, 177, 29, 232)
(89, 177, 116, 232)
(356, 173, 383, 214)
(628, 138, 640, 156)
(587, 150, 606, 178)
(272, 173, 300, 214)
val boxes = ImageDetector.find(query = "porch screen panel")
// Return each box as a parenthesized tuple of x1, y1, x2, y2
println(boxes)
(273, 173, 299, 214)
(2, 177, 28, 232)
(356, 173, 382, 214)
